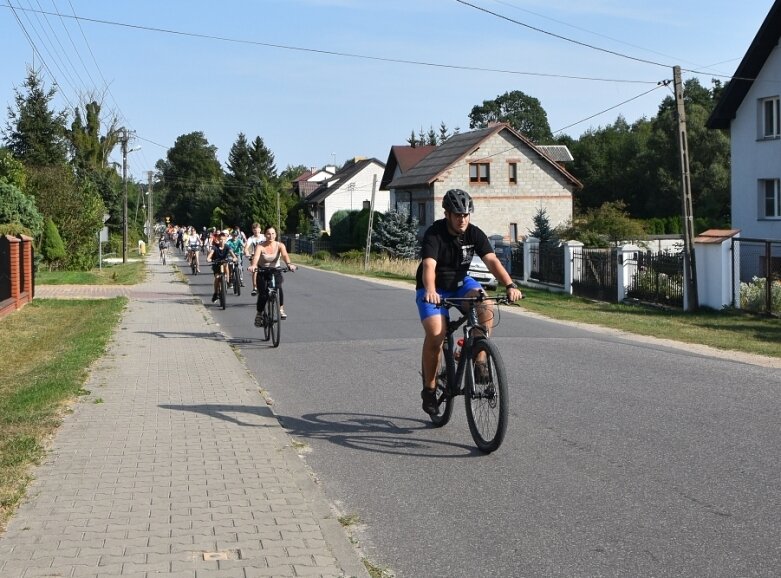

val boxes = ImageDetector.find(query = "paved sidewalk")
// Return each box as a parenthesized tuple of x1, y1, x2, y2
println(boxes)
(0, 256, 369, 578)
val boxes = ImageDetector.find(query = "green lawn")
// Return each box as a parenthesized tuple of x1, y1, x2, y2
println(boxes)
(0, 299, 126, 530)
(35, 262, 145, 285)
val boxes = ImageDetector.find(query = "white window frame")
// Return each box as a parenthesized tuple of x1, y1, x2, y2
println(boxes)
(760, 178, 781, 218)
(760, 96, 781, 139)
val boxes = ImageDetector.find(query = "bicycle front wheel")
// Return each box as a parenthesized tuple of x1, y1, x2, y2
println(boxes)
(191, 255, 196, 274)
(220, 275, 227, 309)
(267, 293, 281, 347)
(427, 347, 454, 427)
(465, 338, 508, 453)
(233, 267, 240, 295)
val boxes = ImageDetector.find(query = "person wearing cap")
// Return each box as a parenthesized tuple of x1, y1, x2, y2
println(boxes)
(416, 188, 522, 417)
(225, 229, 245, 288)
(206, 231, 237, 303)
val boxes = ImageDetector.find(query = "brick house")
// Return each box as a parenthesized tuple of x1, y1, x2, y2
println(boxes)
(381, 123, 582, 240)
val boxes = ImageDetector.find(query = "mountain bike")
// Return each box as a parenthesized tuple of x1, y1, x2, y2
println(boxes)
(187, 246, 200, 274)
(211, 258, 232, 310)
(426, 294, 510, 453)
(257, 266, 290, 348)
(229, 257, 243, 296)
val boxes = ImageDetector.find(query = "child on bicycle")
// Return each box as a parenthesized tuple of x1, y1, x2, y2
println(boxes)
(225, 229, 245, 288)
(416, 189, 522, 416)
(207, 231, 237, 303)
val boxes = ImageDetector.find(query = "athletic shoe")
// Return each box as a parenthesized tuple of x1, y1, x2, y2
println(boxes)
(251, 289, 257, 296)
(254, 312, 265, 327)
(280, 308, 287, 320)
(211, 293, 218, 303)
(421, 388, 439, 416)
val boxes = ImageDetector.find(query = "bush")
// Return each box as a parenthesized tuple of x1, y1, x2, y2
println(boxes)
(312, 250, 330, 261)
(0, 182, 43, 237)
(40, 217, 66, 267)
(740, 276, 781, 312)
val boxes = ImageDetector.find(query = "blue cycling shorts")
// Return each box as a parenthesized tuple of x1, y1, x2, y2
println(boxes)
(415, 276, 483, 321)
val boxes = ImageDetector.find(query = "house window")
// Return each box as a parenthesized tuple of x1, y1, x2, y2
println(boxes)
(761, 97, 781, 138)
(761, 178, 781, 218)
(418, 202, 427, 225)
(508, 162, 518, 184)
(469, 162, 490, 183)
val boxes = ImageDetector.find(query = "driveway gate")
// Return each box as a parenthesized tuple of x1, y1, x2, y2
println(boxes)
(732, 237, 781, 317)
(572, 248, 617, 302)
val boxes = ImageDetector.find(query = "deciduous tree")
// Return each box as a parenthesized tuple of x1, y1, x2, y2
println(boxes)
(469, 90, 553, 143)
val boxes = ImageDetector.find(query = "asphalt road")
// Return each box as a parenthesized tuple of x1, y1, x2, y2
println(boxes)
(185, 258, 781, 578)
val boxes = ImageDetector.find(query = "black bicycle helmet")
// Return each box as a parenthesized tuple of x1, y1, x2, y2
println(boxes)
(442, 188, 474, 214)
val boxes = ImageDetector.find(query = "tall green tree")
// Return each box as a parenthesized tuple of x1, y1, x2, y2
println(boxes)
(469, 90, 553, 143)
(0, 181, 43, 237)
(157, 131, 223, 226)
(27, 164, 106, 268)
(3, 68, 68, 166)
(67, 100, 120, 172)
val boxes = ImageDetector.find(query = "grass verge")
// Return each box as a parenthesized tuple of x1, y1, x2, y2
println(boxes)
(0, 298, 126, 531)
(36, 262, 146, 285)
(292, 253, 781, 359)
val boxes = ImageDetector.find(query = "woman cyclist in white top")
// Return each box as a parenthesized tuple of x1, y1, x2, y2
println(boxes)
(248, 225, 296, 326)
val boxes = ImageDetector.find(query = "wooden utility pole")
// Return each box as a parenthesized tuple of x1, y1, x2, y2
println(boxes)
(147, 171, 154, 242)
(364, 174, 378, 270)
(673, 66, 698, 311)
(121, 128, 129, 264)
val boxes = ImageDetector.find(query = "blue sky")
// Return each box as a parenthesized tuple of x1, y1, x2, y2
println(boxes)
(0, 0, 775, 181)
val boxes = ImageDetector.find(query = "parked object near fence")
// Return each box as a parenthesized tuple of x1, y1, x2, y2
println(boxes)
(0, 234, 35, 320)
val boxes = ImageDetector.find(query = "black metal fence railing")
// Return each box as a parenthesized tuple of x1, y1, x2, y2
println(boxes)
(283, 235, 332, 256)
(732, 237, 781, 317)
(626, 251, 684, 307)
(529, 242, 564, 285)
(572, 248, 618, 302)
(510, 243, 524, 280)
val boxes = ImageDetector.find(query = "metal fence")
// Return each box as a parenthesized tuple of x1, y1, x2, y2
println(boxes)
(283, 235, 332, 255)
(625, 251, 684, 308)
(510, 243, 524, 279)
(529, 242, 564, 285)
(732, 237, 781, 317)
(572, 248, 618, 302)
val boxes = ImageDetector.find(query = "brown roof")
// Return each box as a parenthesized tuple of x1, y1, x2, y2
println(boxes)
(380, 145, 437, 190)
(694, 229, 741, 244)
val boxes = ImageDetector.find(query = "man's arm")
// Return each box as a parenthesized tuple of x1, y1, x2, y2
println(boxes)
(421, 257, 440, 304)
(481, 253, 522, 301)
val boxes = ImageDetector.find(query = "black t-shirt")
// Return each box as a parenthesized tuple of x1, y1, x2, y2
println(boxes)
(415, 219, 493, 291)
(211, 244, 233, 262)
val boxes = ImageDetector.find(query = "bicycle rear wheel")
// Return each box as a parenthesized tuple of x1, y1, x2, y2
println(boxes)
(233, 266, 241, 295)
(191, 255, 196, 274)
(162, 251, 166, 265)
(465, 338, 508, 453)
(427, 347, 454, 427)
(267, 293, 281, 347)
(220, 275, 227, 309)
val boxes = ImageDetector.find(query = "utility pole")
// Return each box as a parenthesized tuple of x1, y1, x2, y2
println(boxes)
(121, 128, 129, 264)
(673, 66, 698, 311)
(364, 174, 378, 270)
(147, 171, 154, 243)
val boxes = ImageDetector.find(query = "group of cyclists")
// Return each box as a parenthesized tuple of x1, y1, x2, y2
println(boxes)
(156, 189, 522, 424)
(157, 222, 296, 320)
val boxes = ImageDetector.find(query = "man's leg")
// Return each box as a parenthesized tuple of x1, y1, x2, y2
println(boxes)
(421, 314, 446, 391)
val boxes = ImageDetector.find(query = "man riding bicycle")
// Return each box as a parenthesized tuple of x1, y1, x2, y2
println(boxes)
(417, 189, 522, 416)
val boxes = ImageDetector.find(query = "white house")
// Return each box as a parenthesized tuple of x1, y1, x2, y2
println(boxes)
(381, 123, 582, 240)
(304, 158, 387, 234)
(707, 0, 781, 241)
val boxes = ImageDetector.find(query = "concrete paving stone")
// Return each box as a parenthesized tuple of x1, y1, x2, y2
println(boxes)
(96, 553, 146, 566)
(243, 567, 295, 578)
(193, 569, 246, 578)
(20, 568, 70, 578)
(292, 565, 344, 577)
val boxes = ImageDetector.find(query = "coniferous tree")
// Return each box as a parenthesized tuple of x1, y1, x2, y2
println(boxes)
(4, 68, 68, 166)
(372, 210, 420, 259)
(528, 207, 559, 245)
(40, 216, 66, 267)
(0, 181, 43, 237)
(426, 126, 438, 146)
(407, 130, 418, 148)
(438, 122, 449, 144)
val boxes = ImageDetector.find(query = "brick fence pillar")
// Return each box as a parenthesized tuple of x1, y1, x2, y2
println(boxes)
(19, 234, 34, 304)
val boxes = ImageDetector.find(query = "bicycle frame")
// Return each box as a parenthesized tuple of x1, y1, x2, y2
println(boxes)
(441, 300, 484, 396)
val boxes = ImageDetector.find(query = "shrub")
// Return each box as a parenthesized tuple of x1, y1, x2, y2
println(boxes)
(40, 217, 66, 267)
(0, 182, 44, 237)
(740, 276, 781, 312)
(312, 250, 330, 261)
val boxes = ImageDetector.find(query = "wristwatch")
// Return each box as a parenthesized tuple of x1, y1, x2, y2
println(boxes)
(505, 282, 518, 290)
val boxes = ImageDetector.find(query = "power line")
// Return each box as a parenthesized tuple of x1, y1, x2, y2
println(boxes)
(455, 0, 745, 80)
(0, 3, 659, 85)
